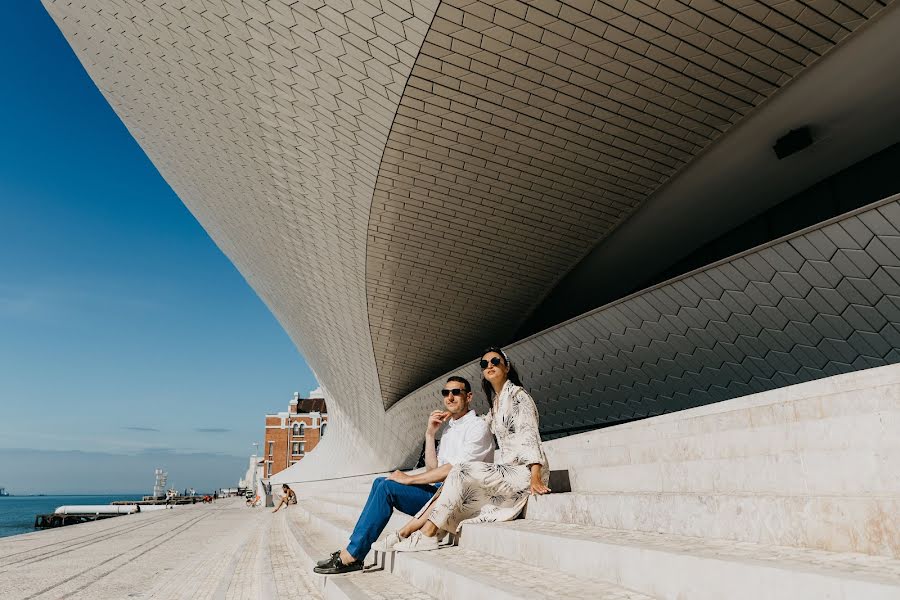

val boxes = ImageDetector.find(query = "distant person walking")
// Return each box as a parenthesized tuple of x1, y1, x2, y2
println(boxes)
(272, 484, 297, 513)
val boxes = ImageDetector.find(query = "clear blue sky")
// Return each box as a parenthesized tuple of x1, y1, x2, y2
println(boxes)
(0, 3, 317, 494)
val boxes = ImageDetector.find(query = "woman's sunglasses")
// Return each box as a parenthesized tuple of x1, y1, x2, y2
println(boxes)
(480, 356, 503, 369)
(440, 388, 466, 397)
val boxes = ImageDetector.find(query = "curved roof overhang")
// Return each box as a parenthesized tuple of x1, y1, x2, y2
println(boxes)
(522, 0, 900, 336)
(363, 0, 899, 406)
(43, 0, 899, 479)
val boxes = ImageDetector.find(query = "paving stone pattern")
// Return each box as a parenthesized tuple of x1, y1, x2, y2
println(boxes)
(0, 500, 296, 600)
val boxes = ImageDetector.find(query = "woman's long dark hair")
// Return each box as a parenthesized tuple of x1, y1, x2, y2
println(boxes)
(480, 346, 524, 409)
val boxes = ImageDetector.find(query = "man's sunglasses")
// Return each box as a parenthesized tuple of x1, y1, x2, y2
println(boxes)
(441, 388, 467, 397)
(480, 356, 503, 369)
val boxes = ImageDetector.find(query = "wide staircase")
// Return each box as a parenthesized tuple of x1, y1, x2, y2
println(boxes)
(277, 363, 900, 600)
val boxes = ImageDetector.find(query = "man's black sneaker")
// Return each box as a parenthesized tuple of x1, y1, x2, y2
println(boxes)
(316, 551, 340, 568)
(313, 553, 363, 575)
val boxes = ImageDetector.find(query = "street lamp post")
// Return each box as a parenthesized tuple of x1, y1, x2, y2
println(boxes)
(251, 442, 259, 494)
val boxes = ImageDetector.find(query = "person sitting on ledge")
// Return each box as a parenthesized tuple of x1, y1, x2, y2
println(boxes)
(390, 347, 550, 552)
(272, 484, 296, 513)
(313, 375, 494, 575)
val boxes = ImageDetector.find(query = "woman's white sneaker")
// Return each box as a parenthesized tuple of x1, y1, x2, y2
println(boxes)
(393, 531, 439, 552)
(371, 531, 402, 552)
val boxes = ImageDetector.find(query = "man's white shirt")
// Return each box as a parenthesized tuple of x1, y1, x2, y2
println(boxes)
(436, 409, 494, 466)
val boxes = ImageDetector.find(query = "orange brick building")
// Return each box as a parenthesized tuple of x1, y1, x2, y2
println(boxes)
(263, 393, 328, 478)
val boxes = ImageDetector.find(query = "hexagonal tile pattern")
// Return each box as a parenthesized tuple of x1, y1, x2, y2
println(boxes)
(395, 195, 900, 439)
(366, 0, 894, 405)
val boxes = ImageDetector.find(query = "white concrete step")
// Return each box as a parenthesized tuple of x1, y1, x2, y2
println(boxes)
(568, 445, 900, 495)
(297, 492, 657, 599)
(318, 496, 413, 540)
(282, 504, 435, 600)
(285, 502, 346, 559)
(268, 511, 323, 598)
(304, 490, 372, 506)
(323, 569, 437, 600)
(545, 366, 900, 453)
(546, 379, 899, 499)
(281, 506, 331, 596)
(307, 495, 375, 523)
(461, 519, 900, 600)
(306, 493, 430, 534)
(393, 546, 655, 600)
(547, 408, 899, 471)
(523, 491, 900, 557)
(293, 498, 411, 564)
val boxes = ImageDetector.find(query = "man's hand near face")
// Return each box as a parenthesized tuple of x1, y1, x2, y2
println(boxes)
(426, 410, 449, 437)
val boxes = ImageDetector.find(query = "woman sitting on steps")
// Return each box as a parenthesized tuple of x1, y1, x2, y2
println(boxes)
(386, 346, 551, 552)
(272, 484, 296, 513)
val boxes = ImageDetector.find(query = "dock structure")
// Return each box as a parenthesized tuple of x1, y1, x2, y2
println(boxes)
(34, 512, 124, 530)
(0, 498, 317, 600)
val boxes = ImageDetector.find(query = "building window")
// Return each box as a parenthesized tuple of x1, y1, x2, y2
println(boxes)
(266, 462, 272, 477)
(292, 422, 305, 437)
(268, 441, 274, 457)
(292, 441, 301, 455)
(320, 423, 327, 438)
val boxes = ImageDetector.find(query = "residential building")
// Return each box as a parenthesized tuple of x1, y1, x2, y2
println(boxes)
(262, 393, 328, 479)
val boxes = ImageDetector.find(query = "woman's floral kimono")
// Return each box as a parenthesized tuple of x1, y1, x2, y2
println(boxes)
(425, 380, 549, 533)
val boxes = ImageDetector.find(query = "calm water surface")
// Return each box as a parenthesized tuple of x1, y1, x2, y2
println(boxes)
(0, 495, 143, 538)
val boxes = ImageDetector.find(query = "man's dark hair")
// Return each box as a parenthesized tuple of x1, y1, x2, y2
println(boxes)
(446, 375, 471, 392)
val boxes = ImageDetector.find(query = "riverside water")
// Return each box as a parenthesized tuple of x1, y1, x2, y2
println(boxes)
(0, 494, 143, 538)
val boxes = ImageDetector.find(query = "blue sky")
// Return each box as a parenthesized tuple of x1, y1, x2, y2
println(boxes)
(0, 3, 317, 494)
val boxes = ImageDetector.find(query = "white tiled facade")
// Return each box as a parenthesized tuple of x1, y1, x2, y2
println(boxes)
(43, 0, 897, 481)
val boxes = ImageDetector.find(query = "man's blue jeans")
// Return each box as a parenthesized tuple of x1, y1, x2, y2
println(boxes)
(346, 477, 437, 559)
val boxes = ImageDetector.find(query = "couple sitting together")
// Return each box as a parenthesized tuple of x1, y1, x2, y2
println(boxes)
(314, 346, 550, 575)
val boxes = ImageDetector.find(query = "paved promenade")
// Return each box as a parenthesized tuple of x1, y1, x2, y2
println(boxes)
(0, 499, 316, 600)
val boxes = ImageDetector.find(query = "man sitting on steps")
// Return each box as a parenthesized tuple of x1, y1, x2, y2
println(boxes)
(313, 375, 494, 575)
